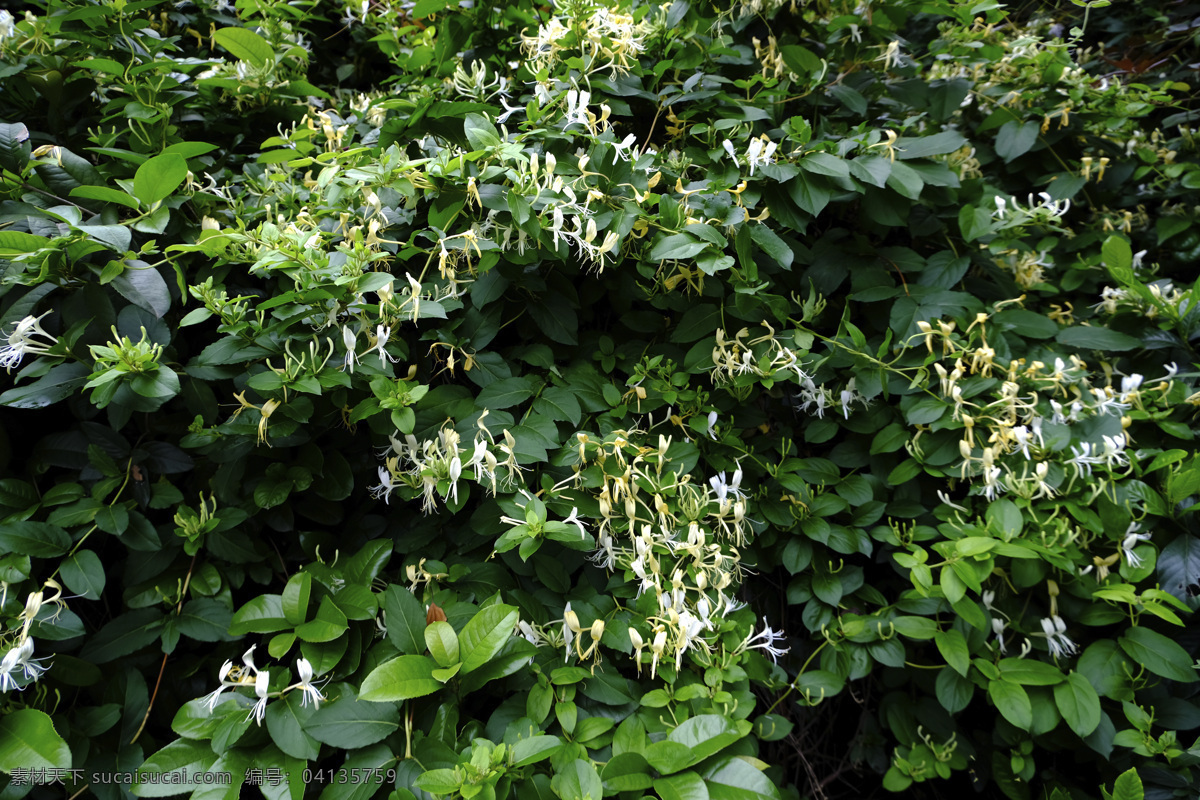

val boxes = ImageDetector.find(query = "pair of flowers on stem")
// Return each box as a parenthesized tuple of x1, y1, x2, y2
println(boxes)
(204, 645, 326, 724)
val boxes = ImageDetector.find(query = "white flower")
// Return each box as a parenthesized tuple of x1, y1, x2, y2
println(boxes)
(374, 325, 398, 365)
(370, 466, 397, 503)
(1121, 527, 1152, 568)
(562, 507, 587, 539)
(1, 312, 57, 372)
(0, 643, 24, 692)
(203, 660, 237, 710)
(564, 89, 591, 128)
(722, 139, 737, 161)
(247, 670, 270, 725)
(496, 95, 523, 124)
(447, 456, 462, 504)
(1068, 442, 1100, 478)
(706, 410, 719, 440)
(991, 617, 1008, 655)
(518, 621, 544, 647)
(0, 11, 14, 41)
(293, 658, 325, 709)
(742, 624, 790, 663)
(1, 638, 46, 691)
(1039, 616, 1076, 659)
(342, 325, 360, 373)
(611, 133, 638, 164)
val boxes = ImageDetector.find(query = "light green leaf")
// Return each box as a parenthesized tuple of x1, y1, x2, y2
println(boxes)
(0, 709, 71, 771)
(359, 655, 443, 701)
(458, 604, 519, 674)
(655, 771, 710, 800)
(133, 153, 188, 206)
(425, 620, 460, 667)
(381, 585, 427, 655)
(701, 756, 781, 800)
(212, 27, 274, 67)
(551, 759, 603, 800)
(934, 629, 970, 677)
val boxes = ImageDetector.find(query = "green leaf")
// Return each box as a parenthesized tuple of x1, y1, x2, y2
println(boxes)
(799, 153, 849, 180)
(1119, 627, 1198, 682)
(82, 608, 164, 663)
(0, 520, 72, 557)
(0, 230, 51, 255)
(424, 620, 460, 667)
(895, 130, 968, 160)
(305, 686, 401, 747)
(294, 595, 348, 642)
(265, 693, 320, 761)
(935, 665, 974, 713)
(111, 263, 172, 317)
(1054, 673, 1102, 737)
(282, 572, 312, 625)
(0, 363, 91, 409)
(934, 629, 970, 677)
(133, 153, 188, 206)
(1110, 768, 1143, 800)
(458, 603, 519, 674)
(476, 377, 535, 409)
(886, 161, 924, 200)
(230, 594, 288, 635)
(644, 740, 694, 775)
(650, 233, 708, 261)
(0, 709, 71, 771)
(131, 738, 216, 797)
(0, 121, 31, 174)
(212, 27, 274, 67)
(701, 756, 781, 800)
(988, 680, 1033, 730)
(668, 715, 749, 764)
(70, 184, 139, 210)
(655, 771, 710, 800)
(382, 586, 427, 655)
(1158, 534, 1200, 608)
(176, 599, 234, 643)
(533, 387, 582, 425)
(552, 759, 603, 800)
(995, 119, 1040, 162)
(998, 658, 1065, 686)
(1055, 326, 1143, 352)
(786, 175, 830, 216)
(511, 735, 563, 767)
(359, 655, 443, 701)
(59, 549, 106, 600)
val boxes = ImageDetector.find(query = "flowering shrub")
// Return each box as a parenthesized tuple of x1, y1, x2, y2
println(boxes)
(1, 0, 1199, 798)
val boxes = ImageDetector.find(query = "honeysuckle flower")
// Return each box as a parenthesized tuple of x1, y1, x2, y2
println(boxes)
(742, 624, 790, 663)
(1068, 442, 1101, 478)
(564, 88, 590, 128)
(1100, 434, 1129, 469)
(1012, 426, 1033, 459)
(745, 137, 777, 176)
(628, 627, 645, 673)
(611, 133, 638, 163)
(517, 621, 544, 647)
(0, 643, 25, 692)
(563, 507, 587, 539)
(1121, 527, 1152, 568)
(369, 463, 398, 503)
(447, 456, 462, 504)
(292, 658, 326, 709)
(1039, 615, 1076, 659)
(248, 670, 270, 725)
(373, 325, 399, 365)
(709, 469, 743, 505)
(0, 638, 47, 691)
(706, 410, 718, 439)
(649, 630, 667, 678)
(722, 139, 736, 161)
(341, 325, 360, 373)
(496, 95, 524, 124)
(203, 660, 237, 710)
(1, 312, 57, 372)
(991, 617, 1008, 654)
(562, 603, 580, 661)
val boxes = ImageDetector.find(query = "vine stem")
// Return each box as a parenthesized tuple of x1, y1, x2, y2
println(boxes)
(130, 553, 197, 744)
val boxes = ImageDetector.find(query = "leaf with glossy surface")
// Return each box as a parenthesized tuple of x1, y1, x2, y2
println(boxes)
(359, 655, 442, 701)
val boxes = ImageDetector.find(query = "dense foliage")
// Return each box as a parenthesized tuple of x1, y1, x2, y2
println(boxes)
(2, 0, 1200, 799)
